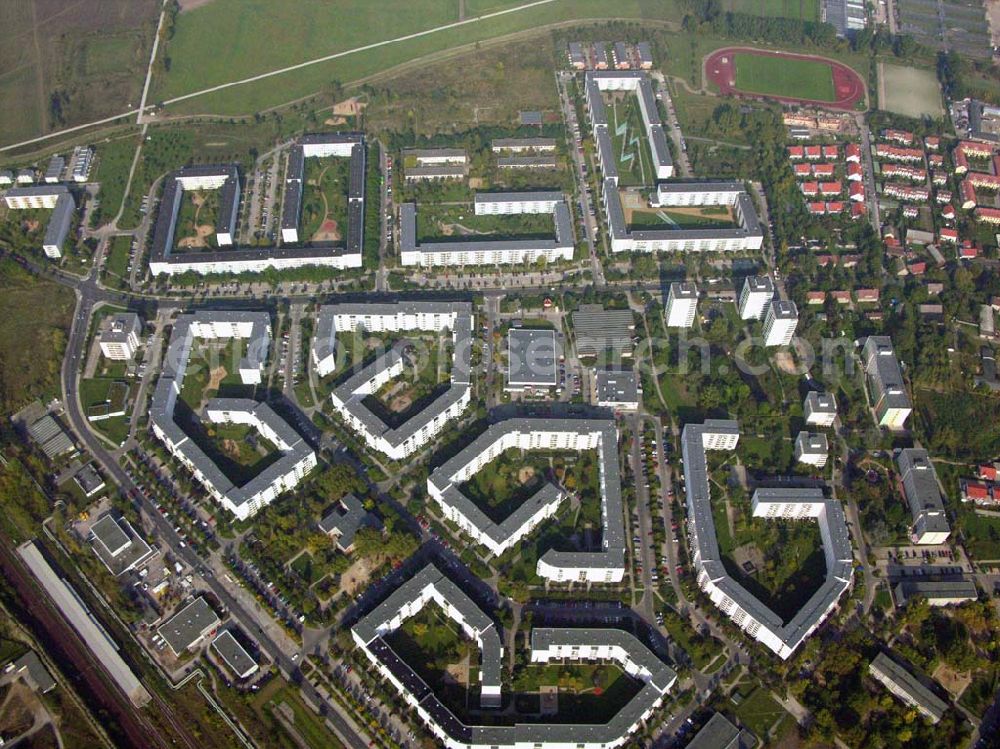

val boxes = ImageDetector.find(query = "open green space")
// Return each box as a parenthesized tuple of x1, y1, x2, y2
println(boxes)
(723, 0, 820, 20)
(415, 204, 556, 242)
(0, 260, 74, 416)
(732, 685, 792, 739)
(301, 156, 350, 244)
(104, 235, 132, 285)
(173, 189, 221, 251)
(716, 487, 827, 622)
(93, 134, 142, 226)
(629, 207, 737, 231)
(660, 609, 724, 670)
(916, 388, 1000, 461)
(0, 0, 158, 146)
(608, 95, 655, 188)
(460, 448, 599, 526)
(511, 662, 641, 723)
(958, 511, 1000, 561)
(733, 53, 835, 102)
(184, 420, 282, 486)
(878, 63, 944, 119)
(178, 338, 253, 409)
(362, 334, 452, 429)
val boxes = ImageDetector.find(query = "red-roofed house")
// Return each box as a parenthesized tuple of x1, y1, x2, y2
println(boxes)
(840, 254, 861, 267)
(831, 291, 851, 304)
(929, 154, 945, 168)
(822, 145, 839, 159)
(819, 181, 842, 195)
(849, 182, 865, 202)
(960, 140, 993, 158)
(851, 202, 867, 220)
(961, 179, 977, 209)
(976, 206, 1000, 224)
(813, 163, 835, 177)
(908, 261, 927, 275)
(847, 162, 863, 181)
(846, 143, 861, 163)
(939, 227, 959, 243)
(808, 202, 827, 215)
(954, 149, 969, 174)
(959, 243, 980, 259)
(962, 481, 992, 503)
(815, 254, 835, 267)
(855, 288, 879, 303)
(788, 146, 805, 160)
(794, 164, 812, 177)
(941, 204, 956, 220)
(801, 182, 819, 196)
(806, 291, 826, 305)
(826, 201, 845, 213)
(924, 136, 940, 151)
(979, 465, 998, 481)
(805, 145, 822, 160)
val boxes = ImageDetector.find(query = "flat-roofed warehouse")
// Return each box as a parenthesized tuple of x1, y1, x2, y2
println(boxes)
(211, 630, 259, 679)
(892, 579, 978, 607)
(571, 305, 635, 358)
(89, 513, 154, 576)
(594, 369, 640, 410)
(158, 597, 221, 656)
(506, 329, 559, 391)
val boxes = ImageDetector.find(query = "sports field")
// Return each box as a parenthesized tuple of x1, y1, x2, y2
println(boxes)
(734, 53, 835, 102)
(878, 62, 944, 119)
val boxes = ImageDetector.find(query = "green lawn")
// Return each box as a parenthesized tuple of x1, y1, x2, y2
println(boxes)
(608, 95, 654, 188)
(173, 189, 221, 251)
(734, 53, 835, 102)
(415, 204, 556, 242)
(93, 134, 142, 226)
(104, 236, 132, 284)
(733, 686, 792, 740)
(724, 0, 820, 21)
(512, 663, 640, 723)
(630, 208, 737, 231)
(301, 156, 350, 244)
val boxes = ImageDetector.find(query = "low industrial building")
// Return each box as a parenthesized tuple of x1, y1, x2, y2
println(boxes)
(352, 564, 675, 748)
(594, 369, 641, 410)
(892, 579, 978, 608)
(506, 328, 558, 392)
(317, 302, 473, 461)
(158, 597, 221, 657)
(6, 651, 56, 694)
(211, 630, 259, 679)
(399, 193, 574, 267)
(428, 419, 626, 583)
(804, 392, 837, 427)
(896, 448, 951, 545)
(26, 413, 74, 459)
(89, 513, 154, 576)
(686, 712, 756, 749)
(491, 138, 557, 153)
(862, 336, 912, 430)
(572, 305, 635, 358)
(149, 311, 317, 520)
(73, 463, 106, 497)
(99, 313, 142, 361)
(869, 653, 948, 724)
(683, 422, 853, 660)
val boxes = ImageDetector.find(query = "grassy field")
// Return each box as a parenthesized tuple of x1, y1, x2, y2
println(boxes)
(0, 259, 74, 416)
(630, 207, 737, 230)
(0, 0, 158, 146)
(415, 204, 555, 242)
(723, 0, 820, 20)
(173, 189, 221, 251)
(301, 157, 349, 244)
(734, 53, 836, 102)
(732, 686, 792, 739)
(155, 0, 685, 116)
(92, 133, 142, 225)
(104, 235, 132, 287)
(608, 95, 654, 188)
(878, 62, 944, 119)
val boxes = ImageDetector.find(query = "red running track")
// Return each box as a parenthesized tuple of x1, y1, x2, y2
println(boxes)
(705, 46, 866, 111)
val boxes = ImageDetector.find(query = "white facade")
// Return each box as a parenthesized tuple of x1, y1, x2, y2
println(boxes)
(763, 300, 798, 347)
(474, 193, 562, 215)
(665, 283, 698, 328)
(400, 243, 573, 267)
(653, 184, 744, 207)
(99, 314, 141, 361)
(804, 392, 837, 427)
(794, 431, 829, 468)
(738, 275, 774, 321)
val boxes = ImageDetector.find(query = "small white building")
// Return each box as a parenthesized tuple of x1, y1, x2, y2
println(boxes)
(795, 431, 829, 468)
(99, 313, 142, 362)
(804, 392, 837, 427)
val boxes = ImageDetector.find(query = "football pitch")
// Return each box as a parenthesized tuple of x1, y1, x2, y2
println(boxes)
(733, 53, 836, 102)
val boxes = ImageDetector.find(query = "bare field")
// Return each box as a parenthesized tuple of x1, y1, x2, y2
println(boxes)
(0, 0, 159, 146)
(878, 62, 944, 119)
(364, 37, 561, 135)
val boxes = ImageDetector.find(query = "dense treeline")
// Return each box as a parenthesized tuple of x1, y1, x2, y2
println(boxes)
(681, 0, 838, 48)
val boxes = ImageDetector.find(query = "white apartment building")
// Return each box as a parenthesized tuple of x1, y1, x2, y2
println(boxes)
(99, 313, 142, 361)
(665, 282, 698, 328)
(804, 392, 837, 427)
(652, 182, 745, 207)
(863, 336, 912, 430)
(315, 303, 473, 460)
(149, 311, 317, 521)
(794, 431, 829, 468)
(897, 448, 951, 545)
(683, 423, 852, 660)
(763, 300, 798, 347)
(738, 276, 774, 321)
(428, 419, 626, 583)
(4, 186, 75, 259)
(473, 191, 563, 215)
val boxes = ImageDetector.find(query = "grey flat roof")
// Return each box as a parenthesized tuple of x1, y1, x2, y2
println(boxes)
(595, 369, 640, 404)
(893, 579, 978, 606)
(403, 148, 467, 159)
(4, 185, 68, 198)
(90, 514, 153, 576)
(90, 514, 130, 556)
(896, 448, 950, 537)
(805, 391, 837, 414)
(508, 328, 558, 387)
(743, 275, 774, 295)
(492, 138, 557, 150)
(475, 191, 563, 204)
(657, 180, 746, 194)
(769, 300, 798, 319)
(158, 597, 220, 656)
(11, 651, 56, 693)
(318, 493, 378, 549)
(572, 304, 634, 357)
(211, 630, 257, 678)
(863, 336, 912, 415)
(101, 313, 141, 344)
(686, 712, 755, 749)
(869, 652, 948, 721)
(669, 282, 698, 300)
